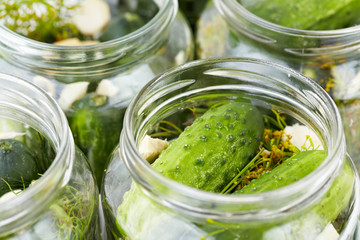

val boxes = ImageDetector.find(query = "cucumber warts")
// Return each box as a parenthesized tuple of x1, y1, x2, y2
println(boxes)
(152, 102, 264, 192)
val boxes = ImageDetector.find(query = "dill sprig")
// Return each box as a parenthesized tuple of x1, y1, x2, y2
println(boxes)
(221, 148, 265, 194)
(222, 110, 301, 193)
(0, 0, 81, 42)
(149, 120, 183, 138)
(50, 183, 95, 240)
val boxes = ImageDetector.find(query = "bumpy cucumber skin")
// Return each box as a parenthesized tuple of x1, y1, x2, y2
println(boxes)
(223, 150, 353, 240)
(236, 150, 326, 194)
(152, 102, 264, 192)
(241, 0, 360, 30)
(0, 139, 40, 196)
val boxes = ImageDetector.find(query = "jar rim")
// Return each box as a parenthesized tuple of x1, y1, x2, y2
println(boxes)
(214, 0, 360, 38)
(120, 58, 346, 219)
(0, 73, 74, 234)
(0, 0, 177, 57)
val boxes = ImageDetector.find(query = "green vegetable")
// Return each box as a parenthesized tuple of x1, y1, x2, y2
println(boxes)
(67, 93, 125, 186)
(0, 139, 40, 196)
(240, 0, 360, 30)
(216, 150, 352, 240)
(152, 102, 264, 192)
(115, 102, 354, 239)
(236, 150, 326, 193)
(0, 0, 81, 43)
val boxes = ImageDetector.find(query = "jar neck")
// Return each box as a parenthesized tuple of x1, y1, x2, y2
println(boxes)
(0, 0, 177, 83)
(0, 73, 74, 235)
(214, 0, 360, 58)
(120, 58, 346, 221)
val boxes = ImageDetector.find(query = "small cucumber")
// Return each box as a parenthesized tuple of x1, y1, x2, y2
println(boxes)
(152, 102, 264, 192)
(241, 0, 360, 30)
(232, 150, 354, 239)
(67, 93, 125, 186)
(236, 150, 326, 194)
(0, 139, 40, 196)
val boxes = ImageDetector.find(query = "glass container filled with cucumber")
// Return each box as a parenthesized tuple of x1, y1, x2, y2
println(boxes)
(102, 59, 360, 240)
(0, 73, 99, 239)
(0, 0, 194, 186)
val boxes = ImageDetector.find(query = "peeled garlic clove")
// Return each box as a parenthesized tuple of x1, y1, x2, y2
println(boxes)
(53, 38, 100, 46)
(282, 123, 324, 151)
(96, 79, 119, 98)
(58, 82, 89, 112)
(138, 135, 169, 164)
(72, 0, 111, 36)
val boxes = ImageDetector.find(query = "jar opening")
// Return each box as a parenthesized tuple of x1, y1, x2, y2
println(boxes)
(120, 58, 346, 220)
(214, 0, 360, 55)
(0, 73, 74, 234)
(0, 0, 177, 79)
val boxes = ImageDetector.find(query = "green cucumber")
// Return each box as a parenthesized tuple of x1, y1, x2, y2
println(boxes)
(236, 150, 326, 194)
(223, 150, 353, 240)
(0, 139, 40, 196)
(67, 93, 125, 186)
(257, 161, 354, 240)
(152, 102, 264, 192)
(240, 0, 360, 30)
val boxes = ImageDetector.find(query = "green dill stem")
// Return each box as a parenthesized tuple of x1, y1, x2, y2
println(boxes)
(200, 227, 229, 240)
(209, 102, 230, 110)
(157, 127, 180, 135)
(0, 177, 15, 194)
(159, 120, 183, 134)
(221, 148, 265, 194)
(263, 115, 282, 129)
(206, 218, 242, 228)
(271, 109, 286, 130)
(188, 107, 198, 118)
(21, 176, 25, 191)
(149, 132, 177, 138)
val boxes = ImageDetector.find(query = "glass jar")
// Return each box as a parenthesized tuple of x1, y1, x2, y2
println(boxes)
(196, 0, 360, 172)
(179, 0, 208, 29)
(0, 0, 194, 186)
(0, 73, 99, 239)
(101, 58, 360, 240)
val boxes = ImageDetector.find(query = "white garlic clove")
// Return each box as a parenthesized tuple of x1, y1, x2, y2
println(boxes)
(72, 0, 111, 36)
(58, 82, 89, 112)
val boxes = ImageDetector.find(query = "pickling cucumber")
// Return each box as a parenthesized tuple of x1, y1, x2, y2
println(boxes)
(116, 102, 354, 239)
(152, 102, 264, 192)
(240, 0, 360, 30)
(224, 150, 353, 240)
(0, 139, 40, 196)
(67, 93, 125, 186)
(236, 150, 327, 193)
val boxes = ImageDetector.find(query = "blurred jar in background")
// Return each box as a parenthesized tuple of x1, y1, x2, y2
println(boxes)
(0, 0, 194, 186)
(0, 73, 99, 239)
